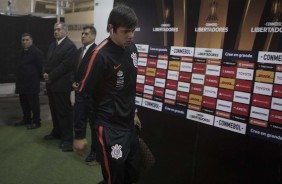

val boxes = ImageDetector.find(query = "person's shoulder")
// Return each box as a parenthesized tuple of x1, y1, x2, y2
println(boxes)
(92, 42, 112, 65)
(92, 42, 97, 48)
(30, 45, 43, 54)
(88, 43, 97, 52)
(93, 39, 110, 54)
(124, 42, 138, 55)
(61, 37, 74, 46)
(68, 37, 76, 44)
(62, 37, 77, 50)
(128, 42, 138, 52)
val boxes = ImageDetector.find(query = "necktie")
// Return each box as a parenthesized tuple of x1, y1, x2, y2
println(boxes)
(77, 46, 85, 69)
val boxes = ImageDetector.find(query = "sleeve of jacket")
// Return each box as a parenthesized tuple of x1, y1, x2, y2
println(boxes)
(48, 43, 78, 83)
(73, 92, 89, 139)
(74, 53, 110, 139)
(79, 52, 110, 96)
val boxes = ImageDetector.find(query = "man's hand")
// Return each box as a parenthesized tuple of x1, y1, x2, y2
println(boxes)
(43, 73, 49, 81)
(72, 82, 79, 91)
(73, 138, 88, 156)
(134, 112, 142, 130)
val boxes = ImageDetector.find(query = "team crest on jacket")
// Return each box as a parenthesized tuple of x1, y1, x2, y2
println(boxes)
(131, 52, 138, 68)
(116, 70, 124, 88)
(111, 144, 123, 159)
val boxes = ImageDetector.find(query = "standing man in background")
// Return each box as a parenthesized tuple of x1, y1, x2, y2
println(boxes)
(43, 22, 77, 152)
(73, 25, 99, 165)
(15, 33, 43, 129)
(73, 4, 142, 184)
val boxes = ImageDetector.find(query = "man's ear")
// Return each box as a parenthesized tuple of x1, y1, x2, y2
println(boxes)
(108, 24, 113, 34)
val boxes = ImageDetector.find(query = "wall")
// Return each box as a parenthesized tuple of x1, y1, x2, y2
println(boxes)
(93, 0, 114, 44)
(64, 10, 94, 47)
(64, 0, 114, 47)
(0, 0, 31, 15)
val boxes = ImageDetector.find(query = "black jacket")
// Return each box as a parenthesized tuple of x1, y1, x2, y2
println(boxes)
(44, 37, 78, 92)
(79, 38, 138, 130)
(73, 43, 97, 139)
(15, 45, 44, 94)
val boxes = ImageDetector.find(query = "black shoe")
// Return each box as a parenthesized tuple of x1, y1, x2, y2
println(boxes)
(61, 142, 73, 152)
(85, 152, 99, 166)
(97, 181, 105, 184)
(85, 152, 97, 162)
(44, 134, 60, 140)
(62, 146, 73, 152)
(14, 120, 27, 126)
(27, 123, 41, 130)
(59, 142, 71, 148)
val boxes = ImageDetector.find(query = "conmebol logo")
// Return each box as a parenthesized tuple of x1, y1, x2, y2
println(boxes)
(142, 99, 162, 111)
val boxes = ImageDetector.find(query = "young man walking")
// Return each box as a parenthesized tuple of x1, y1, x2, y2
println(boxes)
(73, 4, 141, 184)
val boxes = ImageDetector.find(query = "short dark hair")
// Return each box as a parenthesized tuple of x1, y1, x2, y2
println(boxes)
(21, 33, 32, 39)
(107, 4, 138, 32)
(83, 25, 97, 35)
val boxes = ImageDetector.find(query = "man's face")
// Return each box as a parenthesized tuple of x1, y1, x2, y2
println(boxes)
(54, 24, 67, 40)
(111, 26, 135, 48)
(21, 36, 32, 49)
(81, 28, 96, 46)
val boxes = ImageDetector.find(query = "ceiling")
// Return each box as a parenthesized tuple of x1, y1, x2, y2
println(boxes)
(0, 0, 94, 18)
(46, 0, 91, 2)
(35, 0, 92, 4)
(34, 0, 94, 14)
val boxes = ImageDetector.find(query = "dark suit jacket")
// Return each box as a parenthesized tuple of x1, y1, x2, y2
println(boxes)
(74, 43, 97, 84)
(73, 43, 96, 139)
(15, 45, 44, 94)
(44, 37, 78, 92)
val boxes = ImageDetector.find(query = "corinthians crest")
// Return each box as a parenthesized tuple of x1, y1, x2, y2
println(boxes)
(111, 144, 122, 159)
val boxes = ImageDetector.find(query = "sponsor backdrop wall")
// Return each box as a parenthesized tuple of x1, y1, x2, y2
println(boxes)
(128, 0, 282, 144)
(118, 0, 282, 183)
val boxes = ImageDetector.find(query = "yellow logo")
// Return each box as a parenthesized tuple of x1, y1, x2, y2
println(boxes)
(189, 94, 202, 106)
(219, 77, 235, 90)
(146, 67, 156, 77)
(255, 70, 274, 83)
(168, 61, 180, 71)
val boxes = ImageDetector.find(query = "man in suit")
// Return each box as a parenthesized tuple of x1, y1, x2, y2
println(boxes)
(43, 22, 77, 152)
(15, 33, 43, 129)
(73, 25, 99, 165)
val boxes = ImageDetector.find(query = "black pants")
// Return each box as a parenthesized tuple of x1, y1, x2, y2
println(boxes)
(96, 125, 140, 184)
(89, 120, 99, 154)
(47, 90, 73, 143)
(74, 92, 98, 153)
(19, 94, 40, 125)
